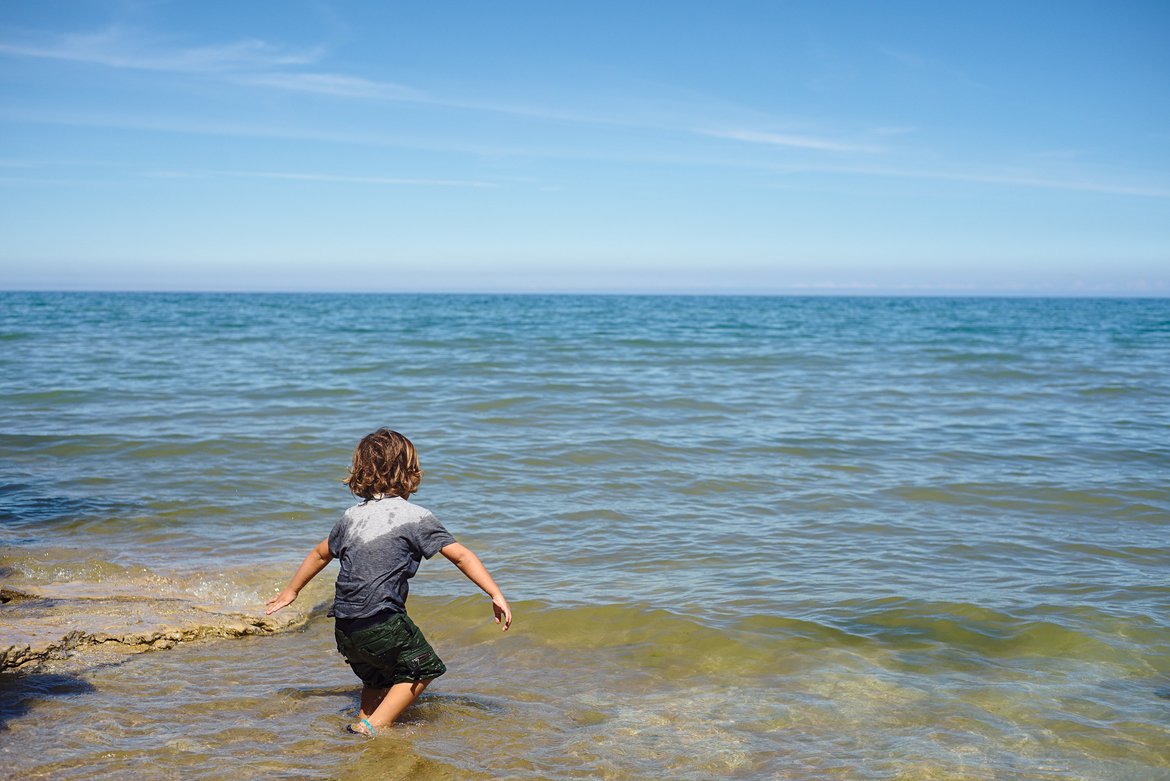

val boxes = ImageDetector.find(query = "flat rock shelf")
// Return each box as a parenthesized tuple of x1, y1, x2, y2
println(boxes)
(0, 582, 312, 672)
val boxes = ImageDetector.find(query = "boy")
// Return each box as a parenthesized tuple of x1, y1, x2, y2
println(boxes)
(266, 428, 511, 737)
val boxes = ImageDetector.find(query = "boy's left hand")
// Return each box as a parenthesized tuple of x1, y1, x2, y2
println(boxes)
(492, 595, 512, 631)
(265, 588, 298, 615)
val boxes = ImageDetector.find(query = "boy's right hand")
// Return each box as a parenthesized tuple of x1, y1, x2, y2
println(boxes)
(265, 588, 298, 615)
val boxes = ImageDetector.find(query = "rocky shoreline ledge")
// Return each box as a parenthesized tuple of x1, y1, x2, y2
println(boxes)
(1, 581, 316, 672)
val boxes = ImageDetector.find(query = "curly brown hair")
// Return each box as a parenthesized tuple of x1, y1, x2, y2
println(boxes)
(343, 428, 423, 499)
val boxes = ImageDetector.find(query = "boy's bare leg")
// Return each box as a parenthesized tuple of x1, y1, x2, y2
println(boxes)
(359, 680, 430, 731)
(359, 685, 389, 719)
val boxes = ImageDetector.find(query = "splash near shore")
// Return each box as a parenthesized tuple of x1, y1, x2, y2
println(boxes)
(2, 293, 1168, 780)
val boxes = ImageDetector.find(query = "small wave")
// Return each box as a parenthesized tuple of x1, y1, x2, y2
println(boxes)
(416, 596, 1156, 680)
(2, 388, 94, 404)
(555, 508, 634, 523)
(933, 351, 1025, 363)
(1076, 384, 1144, 396)
(815, 596, 1128, 663)
(419, 598, 804, 680)
(677, 477, 782, 496)
(0, 483, 128, 530)
(885, 482, 1170, 518)
(461, 395, 542, 412)
(276, 684, 357, 700)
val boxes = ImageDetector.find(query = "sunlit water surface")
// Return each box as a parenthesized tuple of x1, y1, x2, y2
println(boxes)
(1, 293, 1168, 780)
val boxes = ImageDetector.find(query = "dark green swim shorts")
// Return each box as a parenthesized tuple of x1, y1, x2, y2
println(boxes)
(334, 611, 447, 688)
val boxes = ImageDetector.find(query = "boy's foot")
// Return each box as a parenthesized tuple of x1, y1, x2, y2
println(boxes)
(346, 718, 377, 737)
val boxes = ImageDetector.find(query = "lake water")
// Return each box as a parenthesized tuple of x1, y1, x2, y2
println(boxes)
(1, 293, 1168, 779)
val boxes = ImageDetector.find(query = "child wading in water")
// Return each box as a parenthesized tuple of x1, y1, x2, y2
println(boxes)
(266, 428, 511, 737)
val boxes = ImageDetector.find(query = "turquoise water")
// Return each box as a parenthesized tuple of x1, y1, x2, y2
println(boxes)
(2, 293, 1168, 779)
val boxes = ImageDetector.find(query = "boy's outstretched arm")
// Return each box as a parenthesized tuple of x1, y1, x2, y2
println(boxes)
(265, 538, 333, 615)
(440, 542, 511, 631)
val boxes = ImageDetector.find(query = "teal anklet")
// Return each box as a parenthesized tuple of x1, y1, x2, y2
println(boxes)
(347, 717, 376, 737)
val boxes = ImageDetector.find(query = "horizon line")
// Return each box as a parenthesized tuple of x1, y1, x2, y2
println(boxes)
(2, 287, 1167, 300)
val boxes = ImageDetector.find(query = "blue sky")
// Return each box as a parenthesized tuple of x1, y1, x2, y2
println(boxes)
(1, 1, 1168, 294)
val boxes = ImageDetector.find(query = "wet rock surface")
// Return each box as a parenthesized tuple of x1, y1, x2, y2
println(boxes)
(0, 580, 318, 672)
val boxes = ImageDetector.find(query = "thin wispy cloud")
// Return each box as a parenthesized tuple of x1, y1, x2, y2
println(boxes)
(3, 23, 1165, 204)
(148, 169, 494, 188)
(2, 25, 870, 143)
(235, 72, 419, 100)
(239, 70, 666, 130)
(0, 105, 537, 158)
(0, 27, 639, 127)
(774, 160, 1170, 198)
(5, 105, 1164, 199)
(0, 157, 123, 168)
(934, 170, 1170, 198)
(700, 128, 883, 154)
(0, 26, 321, 73)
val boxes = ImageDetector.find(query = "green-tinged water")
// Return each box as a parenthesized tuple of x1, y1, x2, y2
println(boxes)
(2, 293, 1169, 779)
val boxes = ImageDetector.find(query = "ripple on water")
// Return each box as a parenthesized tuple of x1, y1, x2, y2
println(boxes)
(2, 293, 1168, 778)
(9, 596, 1168, 780)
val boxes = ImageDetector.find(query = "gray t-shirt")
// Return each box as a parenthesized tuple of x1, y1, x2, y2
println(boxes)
(327, 496, 456, 619)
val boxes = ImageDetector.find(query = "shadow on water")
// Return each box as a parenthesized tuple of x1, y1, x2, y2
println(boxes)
(278, 684, 358, 701)
(412, 691, 508, 717)
(0, 671, 96, 731)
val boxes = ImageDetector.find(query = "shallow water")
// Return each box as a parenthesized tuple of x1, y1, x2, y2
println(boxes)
(2, 293, 1169, 779)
